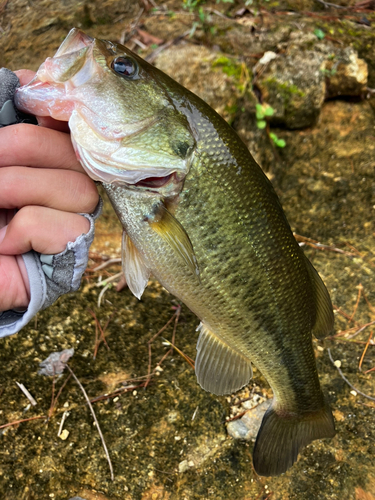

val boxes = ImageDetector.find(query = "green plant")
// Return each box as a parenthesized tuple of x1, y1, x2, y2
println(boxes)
(256, 103, 274, 129)
(255, 104, 286, 148)
(320, 67, 337, 77)
(269, 132, 286, 148)
(183, 0, 204, 12)
(314, 28, 325, 40)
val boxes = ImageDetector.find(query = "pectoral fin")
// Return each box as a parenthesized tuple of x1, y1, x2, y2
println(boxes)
(305, 257, 334, 339)
(122, 231, 151, 300)
(195, 323, 252, 396)
(148, 203, 200, 282)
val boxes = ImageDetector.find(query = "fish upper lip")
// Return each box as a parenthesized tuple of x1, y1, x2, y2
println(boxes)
(54, 28, 94, 57)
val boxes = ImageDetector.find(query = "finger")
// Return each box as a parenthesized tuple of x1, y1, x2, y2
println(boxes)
(14, 69, 36, 86)
(0, 167, 99, 214)
(0, 123, 84, 172)
(37, 116, 70, 133)
(0, 206, 90, 255)
(0, 254, 30, 310)
(0, 209, 16, 228)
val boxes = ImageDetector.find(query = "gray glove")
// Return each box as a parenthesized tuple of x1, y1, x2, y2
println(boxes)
(0, 68, 102, 338)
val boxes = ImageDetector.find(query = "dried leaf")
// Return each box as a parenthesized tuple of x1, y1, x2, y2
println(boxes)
(38, 348, 74, 376)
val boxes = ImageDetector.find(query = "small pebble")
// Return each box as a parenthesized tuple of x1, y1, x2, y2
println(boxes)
(334, 360, 342, 368)
(350, 390, 357, 397)
(179, 460, 189, 473)
(59, 429, 69, 440)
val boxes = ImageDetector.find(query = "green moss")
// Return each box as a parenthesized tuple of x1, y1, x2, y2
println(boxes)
(212, 56, 242, 80)
(264, 76, 306, 99)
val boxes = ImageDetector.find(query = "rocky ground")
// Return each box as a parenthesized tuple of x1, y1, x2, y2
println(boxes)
(0, 1, 375, 499)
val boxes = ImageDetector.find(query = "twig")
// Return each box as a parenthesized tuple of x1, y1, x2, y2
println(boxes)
(349, 284, 362, 322)
(51, 373, 72, 416)
(88, 308, 111, 359)
(359, 331, 373, 371)
(89, 382, 148, 404)
(57, 411, 69, 437)
(48, 373, 56, 420)
(145, 308, 181, 389)
(332, 304, 360, 326)
(97, 273, 122, 307)
(161, 337, 195, 369)
(15, 382, 37, 406)
(92, 258, 121, 272)
(0, 415, 46, 430)
(327, 348, 375, 401)
(293, 233, 358, 256)
(119, 7, 144, 45)
(346, 320, 375, 339)
(362, 288, 375, 314)
(314, 0, 348, 8)
(227, 402, 261, 422)
(96, 272, 123, 287)
(145, 30, 191, 64)
(64, 364, 114, 481)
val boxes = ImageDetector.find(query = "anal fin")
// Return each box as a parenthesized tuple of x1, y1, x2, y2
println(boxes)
(122, 231, 151, 300)
(305, 257, 334, 339)
(195, 323, 252, 396)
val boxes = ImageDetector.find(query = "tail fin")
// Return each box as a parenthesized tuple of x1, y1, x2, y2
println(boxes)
(253, 401, 335, 476)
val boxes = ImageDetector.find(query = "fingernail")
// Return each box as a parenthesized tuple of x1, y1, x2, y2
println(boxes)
(0, 225, 7, 246)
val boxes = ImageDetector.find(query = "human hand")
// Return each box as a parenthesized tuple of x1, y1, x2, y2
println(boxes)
(0, 70, 99, 311)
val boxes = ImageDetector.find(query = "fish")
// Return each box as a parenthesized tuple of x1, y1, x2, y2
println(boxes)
(15, 28, 336, 476)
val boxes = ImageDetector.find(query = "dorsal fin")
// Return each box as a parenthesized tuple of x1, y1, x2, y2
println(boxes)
(195, 323, 252, 396)
(305, 257, 334, 339)
(122, 231, 150, 300)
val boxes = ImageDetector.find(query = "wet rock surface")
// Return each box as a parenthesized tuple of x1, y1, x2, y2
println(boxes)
(0, 1, 375, 499)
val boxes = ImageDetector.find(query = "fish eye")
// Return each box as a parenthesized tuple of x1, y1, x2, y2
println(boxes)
(111, 56, 138, 78)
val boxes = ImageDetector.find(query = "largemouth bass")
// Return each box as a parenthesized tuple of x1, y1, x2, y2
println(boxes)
(15, 28, 335, 476)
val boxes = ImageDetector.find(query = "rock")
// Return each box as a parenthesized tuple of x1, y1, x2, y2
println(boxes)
(227, 400, 270, 441)
(324, 47, 368, 98)
(154, 43, 257, 122)
(254, 31, 368, 129)
(253, 50, 326, 129)
(178, 460, 189, 473)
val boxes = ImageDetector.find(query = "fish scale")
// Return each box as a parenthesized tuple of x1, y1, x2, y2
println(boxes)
(15, 28, 336, 476)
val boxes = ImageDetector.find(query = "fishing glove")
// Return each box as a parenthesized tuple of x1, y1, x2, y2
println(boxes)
(0, 68, 102, 338)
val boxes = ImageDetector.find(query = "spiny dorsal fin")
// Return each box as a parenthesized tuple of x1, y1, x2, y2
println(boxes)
(253, 399, 335, 476)
(122, 231, 150, 300)
(305, 257, 334, 339)
(149, 203, 200, 282)
(195, 323, 252, 396)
